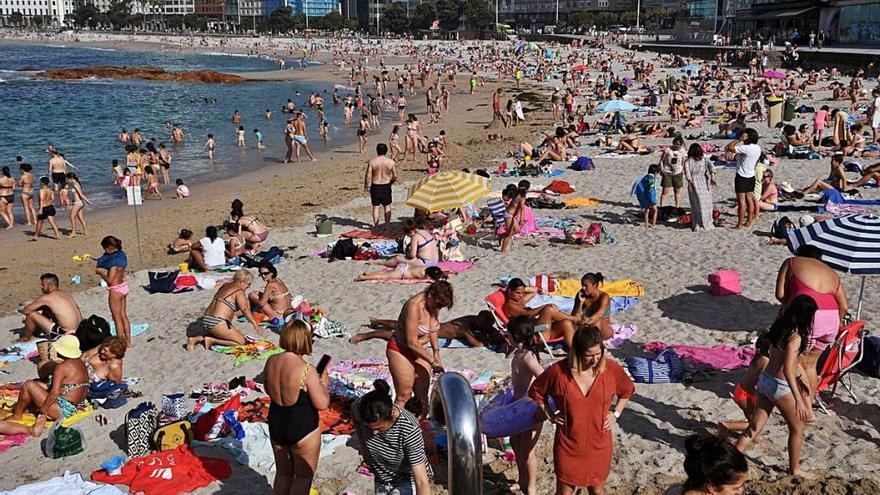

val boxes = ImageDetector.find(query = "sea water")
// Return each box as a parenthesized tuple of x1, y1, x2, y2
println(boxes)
(0, 44, 351, 206)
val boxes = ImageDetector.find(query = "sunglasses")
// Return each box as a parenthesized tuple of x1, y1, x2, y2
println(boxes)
(259, 272, 271, 276)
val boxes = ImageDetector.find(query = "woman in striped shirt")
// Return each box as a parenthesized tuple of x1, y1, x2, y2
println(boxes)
(353, 380, 431, 495)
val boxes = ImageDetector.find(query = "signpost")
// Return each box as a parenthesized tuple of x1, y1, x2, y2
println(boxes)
(125, 185, 145, 267)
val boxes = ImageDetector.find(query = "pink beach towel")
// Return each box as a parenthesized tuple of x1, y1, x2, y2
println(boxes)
(606, 324, 637, 348)
(364, 261, 477, 284)
(340, 229, 401, 240)
(643, 342, 755, 370)
(0, 434, 30, 453)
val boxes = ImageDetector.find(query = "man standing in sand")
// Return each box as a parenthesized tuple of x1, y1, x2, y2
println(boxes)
(48, 151, 67, 193)
(292, 112, 316, 162)
(18, 273, 83, 341)
(364, 143, 398, 227)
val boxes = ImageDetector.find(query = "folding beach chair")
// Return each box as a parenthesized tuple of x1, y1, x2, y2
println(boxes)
(815, 320, 867, 414)
(485, 289, 563, 358)
(780, 135, 811, 159)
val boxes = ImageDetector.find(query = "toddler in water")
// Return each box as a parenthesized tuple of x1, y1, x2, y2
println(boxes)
(237, 126, 246, 147)
(59, 186, 70, 209)
(253, 129, 264, 149)
(203, 134, 215, 159)
(144, 166, 163, 200)
(176, 179, 190, 199)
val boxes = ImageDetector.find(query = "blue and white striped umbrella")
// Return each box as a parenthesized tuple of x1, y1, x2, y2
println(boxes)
(787, 214, 880, 319)
(787, 214, 880, 275)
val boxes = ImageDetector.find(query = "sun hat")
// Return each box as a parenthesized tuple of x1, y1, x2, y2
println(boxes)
(799, 215, 816, 227)
(780, 181, 796, 193)
(52, 335, 82, 359)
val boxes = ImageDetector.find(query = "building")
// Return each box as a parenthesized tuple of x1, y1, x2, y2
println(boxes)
(239, 0, 263, 17)
(733, 0, 820, 42)
(686, 0, 725, 31)
(286, 0, 338, 16)
(131, 0, 196, 16)
(195, 0, 224, 16)
(507, 0, 636, 30)
(1, 0, 76, 25)
(821, 1, 880, 44)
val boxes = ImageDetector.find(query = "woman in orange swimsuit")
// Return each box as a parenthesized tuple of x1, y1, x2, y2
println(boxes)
(386, 281, 453, 413)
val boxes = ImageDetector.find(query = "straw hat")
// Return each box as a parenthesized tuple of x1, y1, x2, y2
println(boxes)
(52, 335, 82, 359)
(780, 181, 796, 193)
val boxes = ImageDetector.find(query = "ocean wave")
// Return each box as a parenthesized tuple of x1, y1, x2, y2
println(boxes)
(43, 44, 69, 48)
(82, 46, 117, 52)
(205, 51, 257, 58)
(0, 78, 6, 83)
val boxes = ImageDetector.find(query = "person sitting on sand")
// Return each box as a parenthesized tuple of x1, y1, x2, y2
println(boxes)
(38, 336, 125, 384)
(6, 335, 89, 422)
(758, 169, 779, 211)
(352, 308, 499, 348)
(168, 229, 193, 254)
(187, 269, 262, 351)
(571, 273, 613, 340)
(229, 199, 269, 248)
(664, 434, 748, 495)
(617, 126, 642, 153)
(736, 296, 819, 479)
(801, 154, 845, 194)
(17, 273, 83, 342)
(366, 218, 439, 273)
(188, 226, 227, 271)
(386, 281, 453, 411)
(248, 262, 292, 320)
(502, 278, 580, 348)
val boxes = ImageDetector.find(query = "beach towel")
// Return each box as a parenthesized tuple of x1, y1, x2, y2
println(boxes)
(551, 278, 645, 298)
(340, 229, 400, 240)
(545, 180, 575, 194)
(362, 260, 477, 283)
(319, 395, 354, 435)
(0, 341, 39, 365)
(192, 422, 276, 474)
(92, 446, 231, 495)
(0, 433, 30, 453)
(631, 174, 657, 209)
(0, 398, 93, 429)
(564, 197, 601, 208)
(109, 322, 150, 338)
(211, 341, 283, 366)
(606, 324, 638, 348)
(4, 471, 127, 495)
(643, 342, 756, 371)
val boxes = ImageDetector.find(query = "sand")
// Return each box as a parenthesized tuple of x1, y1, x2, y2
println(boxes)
(0, 31, 878, 495)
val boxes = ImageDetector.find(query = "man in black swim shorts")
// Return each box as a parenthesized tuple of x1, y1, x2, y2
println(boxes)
(364, 143, 398, 227)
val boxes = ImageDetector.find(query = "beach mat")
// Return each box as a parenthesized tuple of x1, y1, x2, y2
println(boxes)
(340, 229, 401, 240)
(109, 322, 150, 338)
(212, 341, 283, 366)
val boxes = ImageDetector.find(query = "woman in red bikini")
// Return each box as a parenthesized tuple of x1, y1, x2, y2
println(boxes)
(775, 244, 848, 406)
(386, 281, 453, 414)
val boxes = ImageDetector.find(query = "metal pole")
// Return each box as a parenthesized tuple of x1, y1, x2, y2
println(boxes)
(495, 0, 498, 32)
(434, 373, 483, 495)
(305, 0, 308, 30)
(555, 0, 558, 25)
(856, 275, 866, 320)
(636, 0, 640, 31)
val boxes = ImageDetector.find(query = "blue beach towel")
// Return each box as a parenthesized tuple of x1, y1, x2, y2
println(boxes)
(109, 322, 150, 338)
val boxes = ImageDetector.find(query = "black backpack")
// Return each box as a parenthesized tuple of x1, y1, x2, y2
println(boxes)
(856, 336, 880, 378)
(76, 314, 112, 351)
(329, 238, 356, 262)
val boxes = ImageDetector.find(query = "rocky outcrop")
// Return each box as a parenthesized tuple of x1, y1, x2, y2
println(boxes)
(36, 66, 246, 84)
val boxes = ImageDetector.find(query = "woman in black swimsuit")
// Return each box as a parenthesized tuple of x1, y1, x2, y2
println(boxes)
(0, 166, 15, 229)
(263, 319, 330, 495)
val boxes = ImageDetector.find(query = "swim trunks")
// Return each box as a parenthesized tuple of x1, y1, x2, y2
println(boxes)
(51, 172, 66, 187)
(37, 205, 56, 220)
(734, 174, 755, 194)
(294, 135, 308, 145)
(370, 183, 393, 207)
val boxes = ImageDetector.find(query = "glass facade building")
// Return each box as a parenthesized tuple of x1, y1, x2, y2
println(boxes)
(837, 2, 880, 43)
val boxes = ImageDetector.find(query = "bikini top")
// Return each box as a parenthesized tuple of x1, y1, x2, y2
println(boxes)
(417, 320, 441, 336)
(213, 289, 241, 312)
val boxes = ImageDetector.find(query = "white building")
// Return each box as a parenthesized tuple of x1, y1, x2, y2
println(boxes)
(1, 0, 76, 24)
(131, 0, 195, 15)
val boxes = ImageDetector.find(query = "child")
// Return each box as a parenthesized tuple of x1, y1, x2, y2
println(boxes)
(507, 316, 545, 495)
(634, 164, 660, 228)
(814, 105, 829, 147)
(736, 295, 818, 479)
(203, 134, 215, 160)
(168, 228, 194, 254)
(264, 108, 272, 120)
(144, 166, 163, 200)
(319, 120, 329, 144)
(175, 178, 190, 199)
(119, 168, 132, 189)
(237, 126, 246, 147)
(253, 128, 264, 149)
(58, 185, 70, 210)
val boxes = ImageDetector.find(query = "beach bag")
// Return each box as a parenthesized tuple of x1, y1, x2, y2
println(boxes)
(151, 420, 193, 452)
(75, 314, 111, 352)
(708, 270, 741, 296)
(569, 156, 595, 171)
(161, 393, 189, 420)
(257, 246, 285, 265)
(626, 348, 685, 384)
(148, 270, 179, 294)
(193, 395, 241, 441)
(126, 402, 159, 458)
(46, 423, 86, 459)
(856, 336, 880, 378)
(329, 238, 357, 262)
(89, 380, 128, 409)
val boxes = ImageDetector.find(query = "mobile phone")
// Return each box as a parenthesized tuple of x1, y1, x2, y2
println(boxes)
(316, 354, 332, 375)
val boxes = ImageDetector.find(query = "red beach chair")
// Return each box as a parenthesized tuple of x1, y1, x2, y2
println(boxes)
(815, 320, 866, 414)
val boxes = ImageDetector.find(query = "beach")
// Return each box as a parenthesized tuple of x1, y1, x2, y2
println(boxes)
(0, 31, 879, 495)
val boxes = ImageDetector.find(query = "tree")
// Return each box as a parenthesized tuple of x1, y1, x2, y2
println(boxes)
(411, 2, 436, 30)
(183, 12, 206, 30)
(463, 0, 492, 32)
(435, 0, 460, 31)
(568, 10, 595, 29)
(314, 11, 345, 30)
(166, 15, 184, 30)
(267, 5, 294, 32)
(10, 11, 23, 26)
(619, 10, 637, 26)
(381, 2, 408, 34)
(72, 3, 100, 28)
(106, 0, 133, 29)
(595, 11, 617, 28)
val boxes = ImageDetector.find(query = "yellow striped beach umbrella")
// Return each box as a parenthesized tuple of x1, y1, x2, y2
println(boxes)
(405, 171, 490, 213)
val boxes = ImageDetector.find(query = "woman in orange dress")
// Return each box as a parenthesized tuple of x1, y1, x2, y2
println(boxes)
(528, 325, 635, 495)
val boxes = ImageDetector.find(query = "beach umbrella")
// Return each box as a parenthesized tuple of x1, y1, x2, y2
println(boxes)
(597, 99, 638, 112)
(761, 70, 786, 79)
(787, 214, 880, 319)
(405, 171, 490, 213)
(680, 64, 700, 73)
(572, 65, 589, 72)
